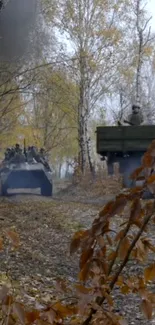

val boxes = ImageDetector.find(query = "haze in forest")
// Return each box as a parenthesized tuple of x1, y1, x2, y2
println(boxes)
(0, 0, 38, 61)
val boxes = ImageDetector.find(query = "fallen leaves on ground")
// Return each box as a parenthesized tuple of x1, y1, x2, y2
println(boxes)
(0, 196, 99, 309)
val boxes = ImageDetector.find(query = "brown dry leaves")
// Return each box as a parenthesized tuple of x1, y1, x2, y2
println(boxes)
(1, 141, 155, 324)
(69, 140, 155, 323)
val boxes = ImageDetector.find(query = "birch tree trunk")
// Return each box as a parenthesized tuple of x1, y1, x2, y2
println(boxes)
(135, 0, 153, 107)
(135, 0, 143, 105)
(78, 49, 87, 174)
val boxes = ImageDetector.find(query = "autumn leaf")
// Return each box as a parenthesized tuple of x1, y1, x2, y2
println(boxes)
(129, 186, 144, 199)
(121, 285, 130, 294)
(130, 198, 141, 223)
(142, 153, 153, 168)
(134, 245, 146, 263)
(53, 302, 77, 317)
(2, 294, 13, 308)
(7, 230, 20, 247)
(141, 299, 152, 320)
(144, 264, 155, 282)
(47, 309, 56, 324)
(75, 284, 92, 294)
(118, 237, 130, 260)
(144, 201, 154, 216)
(116, 275, 124, 287)
(101, 291, 113, 306)
(115, 229, 125, 242)
(70, 230, 88, 255)
(99, 200, 115, 217)
(13, 302, 25, 324)
(80, 248, 93, 269)
(0, 237, 3, 250)
(133, 219, 143, 229)
(143, 240, 155, 253)
(108, 250, 117, 261)
(101, 260, 108, 275)
(78, 261, 91, 282)
(110, 196, 127, 217)
(136, 239, 145, 256)
(148, 140, 155, 152)
(130, 166, 144, 180)
(26, 310, 40, 324)
(138, 277, 146, 290)
(147, 174, 155, 184)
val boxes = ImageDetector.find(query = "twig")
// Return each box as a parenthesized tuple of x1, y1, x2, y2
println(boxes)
(82, 200, 155, 325)
(109, 202, 155, 290)
(108, 220, 131, 275)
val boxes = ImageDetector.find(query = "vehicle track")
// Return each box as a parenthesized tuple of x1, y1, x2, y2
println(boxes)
(4, 193, 115, 207)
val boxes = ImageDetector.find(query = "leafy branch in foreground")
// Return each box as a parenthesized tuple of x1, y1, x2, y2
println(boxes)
(1, 142, 155, 324)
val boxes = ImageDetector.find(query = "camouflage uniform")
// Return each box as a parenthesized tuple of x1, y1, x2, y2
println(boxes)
(127, 105, 144, 125)
(15, 143, 20, 153)
(4, 148, 11, 161)
(39, 148, 51, 171)
(27, 147, 34, 163)
(123, 104, 144, 126)
(10, 149, 25, 163)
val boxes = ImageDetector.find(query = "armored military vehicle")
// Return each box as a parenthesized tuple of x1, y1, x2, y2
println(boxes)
(0, 145, 53, 196)
(96, 125, 155, 188)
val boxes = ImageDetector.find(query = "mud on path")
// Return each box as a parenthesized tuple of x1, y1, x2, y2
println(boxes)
(0, 184, 155, 324)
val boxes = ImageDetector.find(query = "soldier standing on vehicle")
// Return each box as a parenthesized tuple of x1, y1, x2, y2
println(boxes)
(39, 148, 51, 171)
(118, 103, 144, 126)
(15, 143, 20, 153)
(10, 148, 25, 163)
(124, 104, 144, 126)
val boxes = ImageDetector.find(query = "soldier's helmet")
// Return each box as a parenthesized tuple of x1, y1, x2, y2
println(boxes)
(40, 148, 45, 153)
(132, 103, 141, 113)
(15, 143, 20, 149)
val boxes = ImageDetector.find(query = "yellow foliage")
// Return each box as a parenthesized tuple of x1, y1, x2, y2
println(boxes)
(0, 78, 24, 152)
(26, 68, 78, 158)
(143, 46, 153, 57)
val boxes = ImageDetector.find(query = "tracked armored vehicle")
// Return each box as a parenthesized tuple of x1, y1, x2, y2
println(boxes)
(96, 125, 155, 188)
(0, 147, 53, 196)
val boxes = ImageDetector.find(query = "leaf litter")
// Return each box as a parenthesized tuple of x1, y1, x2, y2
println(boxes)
(0, 194, 154, 324)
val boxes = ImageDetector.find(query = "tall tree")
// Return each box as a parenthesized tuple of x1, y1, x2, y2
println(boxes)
(23, 65, 78, 161)
(105, 0, 155, 124)
(44, 0, 132, 173)
(134, 0, 154, 107)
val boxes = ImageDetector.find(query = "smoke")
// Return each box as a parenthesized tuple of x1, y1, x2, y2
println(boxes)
(0, 0, 39, 62)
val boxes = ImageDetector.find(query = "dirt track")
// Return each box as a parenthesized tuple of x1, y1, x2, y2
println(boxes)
(0, 182, 154, 324)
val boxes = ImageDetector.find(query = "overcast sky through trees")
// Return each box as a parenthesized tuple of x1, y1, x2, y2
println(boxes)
(147, 0, 155, 30)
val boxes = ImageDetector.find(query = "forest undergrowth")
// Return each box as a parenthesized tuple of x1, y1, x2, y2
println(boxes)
(0, 143, 155, 324)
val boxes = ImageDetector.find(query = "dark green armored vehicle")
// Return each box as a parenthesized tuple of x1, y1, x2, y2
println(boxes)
(96, 125, 155, 187)
(0, 145, 53, 196)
